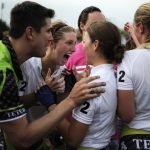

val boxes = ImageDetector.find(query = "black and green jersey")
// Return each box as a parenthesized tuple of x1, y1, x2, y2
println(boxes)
(0, 38, 26, 149)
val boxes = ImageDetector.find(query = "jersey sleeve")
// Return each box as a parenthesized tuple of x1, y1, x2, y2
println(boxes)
(117, 55, 133, 90)
(72, 99, 97, 125)
(0, 68, 26, 123)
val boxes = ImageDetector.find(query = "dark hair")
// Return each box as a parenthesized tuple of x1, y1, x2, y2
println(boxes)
(9, 1, 55, 39)
(87, 21, 124, 64)
(0, 19, 9, 40)
(78, 6, 101, 34)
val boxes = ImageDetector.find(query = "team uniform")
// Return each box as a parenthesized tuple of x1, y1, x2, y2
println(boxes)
(20, 57, 43, 95)
(0, 37, 26, 150)
(20, 57, 48, 122)
(73, 64, 117, 149)
(20, 57, 63, 95)
(117, 46, 150, 150)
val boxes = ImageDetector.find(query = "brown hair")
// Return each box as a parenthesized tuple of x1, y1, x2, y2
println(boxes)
(87, 21, 124, 64)
(52, 21, 75, 43)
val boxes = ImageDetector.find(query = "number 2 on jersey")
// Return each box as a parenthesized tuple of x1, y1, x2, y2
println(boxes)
(19, 81, 27, 91)
(80, 102, 90, 114)
(118, 70, 125, 82)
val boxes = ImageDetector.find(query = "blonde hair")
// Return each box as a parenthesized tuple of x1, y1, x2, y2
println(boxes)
(134, 3, 150, 42)
(52, 21, 75, 43)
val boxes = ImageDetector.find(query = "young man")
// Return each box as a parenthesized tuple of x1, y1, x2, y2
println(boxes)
(0, 1, 104, 149)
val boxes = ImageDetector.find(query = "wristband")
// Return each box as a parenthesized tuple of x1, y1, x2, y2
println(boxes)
(35, 85, 56, 108)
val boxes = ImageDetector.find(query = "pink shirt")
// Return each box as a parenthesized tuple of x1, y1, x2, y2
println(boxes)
(65, 42, 87, 73)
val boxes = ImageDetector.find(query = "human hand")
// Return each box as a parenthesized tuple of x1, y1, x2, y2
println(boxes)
(45, 68, 65, 93)
(124, 22, 134, 34)
(67, 76, 106, 107)
(124, 22, 140, 47)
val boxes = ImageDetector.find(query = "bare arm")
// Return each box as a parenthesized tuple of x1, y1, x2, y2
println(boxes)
(20, 93, 36, 108)
(1, 75, 105, 149)
(124, 22, 140, 47)
(117, 89, 135, 123)
(58, 118, 89, 148)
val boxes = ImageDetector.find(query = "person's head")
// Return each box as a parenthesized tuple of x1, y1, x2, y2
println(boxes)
(133, 3, 150, 44)
(9, 1, 55, 57)
(78, 6, 105, 35)
(83, 21, 124, 65)
(0, 19, 9, 40)
(46, 21, 76, 66)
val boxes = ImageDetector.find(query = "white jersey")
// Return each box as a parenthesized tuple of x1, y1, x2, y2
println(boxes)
(117, 49, 150, 131)
(19, 57, 43, 95)
(19, 57, 64, 95)
(73, 64, 117, 148)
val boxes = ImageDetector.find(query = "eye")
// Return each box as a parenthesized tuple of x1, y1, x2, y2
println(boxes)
(65, 41, 73, 45)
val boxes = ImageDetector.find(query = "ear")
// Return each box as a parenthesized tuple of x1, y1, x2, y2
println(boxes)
(137, 22, 144, 34)
(25, 26, 35, 40)
(80, 22, 86, 34)
(93, 40, 99, 51)
(50, 41, 56, 49)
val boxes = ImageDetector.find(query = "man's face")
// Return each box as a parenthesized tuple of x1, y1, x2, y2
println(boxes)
(31, 18, 53, 57)
(81, 11, 106, 35)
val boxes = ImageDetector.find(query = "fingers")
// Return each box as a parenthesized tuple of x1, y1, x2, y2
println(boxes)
(62, 68, 72, 76)
(78, 81, 106, 96)
(79, 75, 100, 84)
(45, 68, 52, 80)
(87, 81, 106, 89)
(89, 87, 105, 94)
(35, 81, 46, 93)
(82, 65, 91, 78)
(49, 77, 65, 92)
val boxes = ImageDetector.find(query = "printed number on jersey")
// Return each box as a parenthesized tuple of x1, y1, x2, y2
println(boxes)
(80, 102, 90, 114)
(118, 70, 125, 82)
(19, 81, 27, 91)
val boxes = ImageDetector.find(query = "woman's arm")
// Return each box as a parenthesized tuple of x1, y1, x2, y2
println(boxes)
(117, 89, 135, 123)
(58, 118, 89, 148)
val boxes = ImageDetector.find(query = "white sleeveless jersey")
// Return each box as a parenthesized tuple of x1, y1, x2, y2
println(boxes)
(73, 64, 117, 148)
(117, 49, 150, 131)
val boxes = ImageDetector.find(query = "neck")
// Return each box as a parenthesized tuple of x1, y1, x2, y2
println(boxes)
(9, 37, 31, 65)
(91, 55, 110, 66)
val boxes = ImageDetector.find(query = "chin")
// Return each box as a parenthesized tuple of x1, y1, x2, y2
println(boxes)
(39, 51, 46, 57)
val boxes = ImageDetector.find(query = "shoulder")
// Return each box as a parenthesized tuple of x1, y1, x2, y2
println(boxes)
(21, 57, 41, 73)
